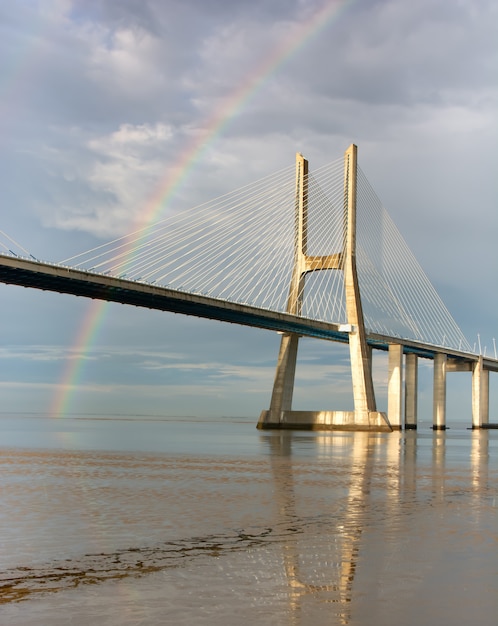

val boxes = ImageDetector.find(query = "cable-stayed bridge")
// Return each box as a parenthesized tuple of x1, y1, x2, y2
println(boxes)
(1, 145, 496, 431)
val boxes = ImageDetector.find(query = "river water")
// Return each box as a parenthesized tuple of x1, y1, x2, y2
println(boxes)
(0, 415, 497, 625)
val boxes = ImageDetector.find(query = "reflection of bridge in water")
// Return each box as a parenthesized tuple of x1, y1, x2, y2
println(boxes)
(0, 426, 495, 620)
(264, 429, 495, 624)
(266, 431, 375, 624)
(1, 145, 496, 430)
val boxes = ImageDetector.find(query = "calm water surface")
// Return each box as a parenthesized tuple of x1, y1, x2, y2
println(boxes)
(0, 415, 497, 625)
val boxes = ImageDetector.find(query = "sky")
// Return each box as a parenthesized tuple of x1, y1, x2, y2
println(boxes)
(0, 0, 497, 423)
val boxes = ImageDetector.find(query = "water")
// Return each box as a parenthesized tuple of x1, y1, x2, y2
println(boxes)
(1, 415, 497, 625)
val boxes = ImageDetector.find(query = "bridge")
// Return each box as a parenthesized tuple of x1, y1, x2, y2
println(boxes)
(1, 145, 496, 431)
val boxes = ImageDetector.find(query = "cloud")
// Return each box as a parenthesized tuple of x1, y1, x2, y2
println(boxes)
(1, 0, 497, 419)
(0, 346, 97, 362)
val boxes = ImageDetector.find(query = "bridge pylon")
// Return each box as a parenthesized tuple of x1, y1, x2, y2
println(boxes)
(258, 145, 391, 431)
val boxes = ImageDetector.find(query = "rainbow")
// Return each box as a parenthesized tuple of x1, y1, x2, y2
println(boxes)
(50, 299, 108, 417)
(50, 0, 354, 417)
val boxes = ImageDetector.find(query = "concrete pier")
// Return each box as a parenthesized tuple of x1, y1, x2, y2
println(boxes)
(404, 353, 418, 429)
(433, 353, 447, 430)
(472, 356, 489, 428)
(267, 332, 300, 418)
(387, 344, 403, 430)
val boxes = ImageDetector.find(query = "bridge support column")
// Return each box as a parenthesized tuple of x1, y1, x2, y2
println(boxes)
(263, 333, 300, 425)
(258, 153, 307, 428)
(404, 353, 418, 429)
(472, 356, 489, 428)
(258, 145, 390, 432)
(342, 145, 384, 428)
(387, 344, 403, 430)
(433, 353, 447, 430)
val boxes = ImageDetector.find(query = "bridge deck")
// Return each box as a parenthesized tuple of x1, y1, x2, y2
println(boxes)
(1, 254, 496, 372)
(0, 254, 348, 342)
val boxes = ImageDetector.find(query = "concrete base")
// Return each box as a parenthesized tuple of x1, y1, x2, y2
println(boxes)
(257, 410, 393, 432)
(473, 423, 498, 429)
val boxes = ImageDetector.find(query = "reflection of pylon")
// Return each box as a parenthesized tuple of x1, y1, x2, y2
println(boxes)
(266, 431, 380, 625)
(258, 145, 390, 431)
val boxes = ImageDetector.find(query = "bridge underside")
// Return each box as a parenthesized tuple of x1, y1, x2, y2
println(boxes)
(0, 255, 349, 341)
(2, 256, 484, 363)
